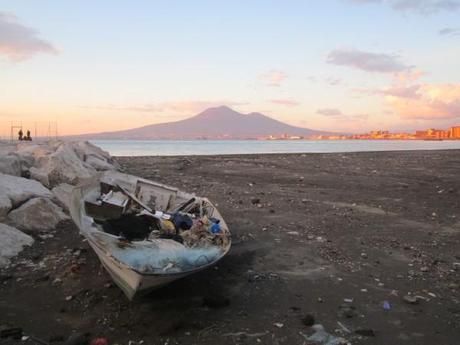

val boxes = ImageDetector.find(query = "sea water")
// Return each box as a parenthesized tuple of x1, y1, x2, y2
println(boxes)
(91, 139, 460, 157)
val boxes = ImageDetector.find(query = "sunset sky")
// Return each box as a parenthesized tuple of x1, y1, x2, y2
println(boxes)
(1, 0, 460, 136)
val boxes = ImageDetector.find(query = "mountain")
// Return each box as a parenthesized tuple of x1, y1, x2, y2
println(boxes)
(76, 106, 332, 139)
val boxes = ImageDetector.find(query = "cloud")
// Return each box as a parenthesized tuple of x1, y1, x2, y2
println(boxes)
(307, 75, 343, 86)
(348, 0, 460, 14)
(0, 12, 57, 61)
(269, 99, 300, 107)
(317, 108, 344, 117)
(82, 100, 247, 114)
(327, 48, 410, 73)
(380, 84, 422, 98)
(384, 84, 460, 119)
(317, 108, 369, 121)
(439, 27, 460, 35)
(259, 70, 287, 87)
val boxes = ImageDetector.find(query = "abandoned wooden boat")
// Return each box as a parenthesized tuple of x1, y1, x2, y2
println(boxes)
(70, 171, 231, 300)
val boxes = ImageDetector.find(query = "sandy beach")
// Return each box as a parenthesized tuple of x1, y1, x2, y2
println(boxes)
(1, 150, 460, 345)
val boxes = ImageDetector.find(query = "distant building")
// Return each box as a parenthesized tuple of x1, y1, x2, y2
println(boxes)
(415, 130, 427, 139)
(450, 126, 460, 139)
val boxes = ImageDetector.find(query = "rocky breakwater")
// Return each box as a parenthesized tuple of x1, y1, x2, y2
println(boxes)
(0, 140, 119, 268)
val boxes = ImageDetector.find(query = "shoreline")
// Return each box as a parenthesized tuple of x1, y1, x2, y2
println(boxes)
(113, 148, 460, 158)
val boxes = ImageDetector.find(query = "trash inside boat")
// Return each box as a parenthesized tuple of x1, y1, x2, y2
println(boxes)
(70, 171, 231, 300)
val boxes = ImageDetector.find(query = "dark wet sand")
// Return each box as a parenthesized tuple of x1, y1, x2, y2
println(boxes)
(1, 150, 460, 345)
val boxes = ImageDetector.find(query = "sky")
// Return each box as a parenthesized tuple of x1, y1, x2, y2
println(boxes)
(0, 0, 460, 135)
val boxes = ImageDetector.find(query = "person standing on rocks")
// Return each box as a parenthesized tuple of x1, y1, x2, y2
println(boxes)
(18, 129, 23, 141)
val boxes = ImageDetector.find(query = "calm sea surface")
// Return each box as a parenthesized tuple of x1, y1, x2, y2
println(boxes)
(91, 139, 460, 157)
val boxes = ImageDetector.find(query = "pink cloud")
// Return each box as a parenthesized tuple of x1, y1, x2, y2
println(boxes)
(0, 12, 57, 61)
(385, 84, 460, 119)
(317, 108, 369, 122)
(269, 99, 300, 107)
(260, 70, 287, 87)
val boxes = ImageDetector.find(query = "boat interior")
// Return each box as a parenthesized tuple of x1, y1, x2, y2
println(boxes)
(70, 172, 231, 274)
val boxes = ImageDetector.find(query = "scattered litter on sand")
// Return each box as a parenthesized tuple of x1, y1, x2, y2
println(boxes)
(300, 324, 349, 345)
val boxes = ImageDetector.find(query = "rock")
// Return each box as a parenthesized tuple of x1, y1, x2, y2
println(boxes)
(338, 304, 357, 318)
(0, 173, 52, 206)
(73, 141, 120, 169)
(74, 141, 112, 161)
(8, 198, 69, 231)
(52, 183, 74, 212)
(85, 155, 115, 171)
(403, 295, 419, 305)
(29, 166, 50, 187)
(355, 329, 376, 337)
(35, 144, 96, 188)
(0, 223, 34, 267)
(302, 314, 315, 326)
(0, 195, 12, 219)
(0, 155, 22, 176)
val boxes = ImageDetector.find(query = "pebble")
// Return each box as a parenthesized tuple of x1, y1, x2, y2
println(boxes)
(403, 295, 419, 305)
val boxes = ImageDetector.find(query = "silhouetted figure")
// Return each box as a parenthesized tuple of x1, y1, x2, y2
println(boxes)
(25, 130, 32, 141)
(18, 129, 23, 141)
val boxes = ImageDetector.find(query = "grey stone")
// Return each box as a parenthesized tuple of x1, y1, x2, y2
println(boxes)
(8, 197, 69, 231)
(35, 144, 96, 188)
(52, 183, 74, 212)
(85, 154, 116, 171)
(0, 195, 12, 219)
(403, 295, 420, 305)
(0, 173, 52, 206)
(0, 155, 22, 176)
(0, 223, 34, 267)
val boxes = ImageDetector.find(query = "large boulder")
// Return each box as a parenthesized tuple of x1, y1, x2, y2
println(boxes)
(8, 197, 69, 232)
(0, 195, 12, 219)
(29, 166, 50, 187)
(0, 173, 53, 206)
(51, 183, 74, 212)
(85, 154, 116, 171)
(0, 223, 34, 267)
(34, 144, 96, 188)
(73, 141, 120, 171)
(0, 155, 22, 176)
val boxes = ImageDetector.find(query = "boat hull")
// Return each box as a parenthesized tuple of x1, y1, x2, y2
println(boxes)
(89, 239, 199, 299)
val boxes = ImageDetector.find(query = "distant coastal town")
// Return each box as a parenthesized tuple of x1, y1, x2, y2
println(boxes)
(266, 125, 460, 141)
